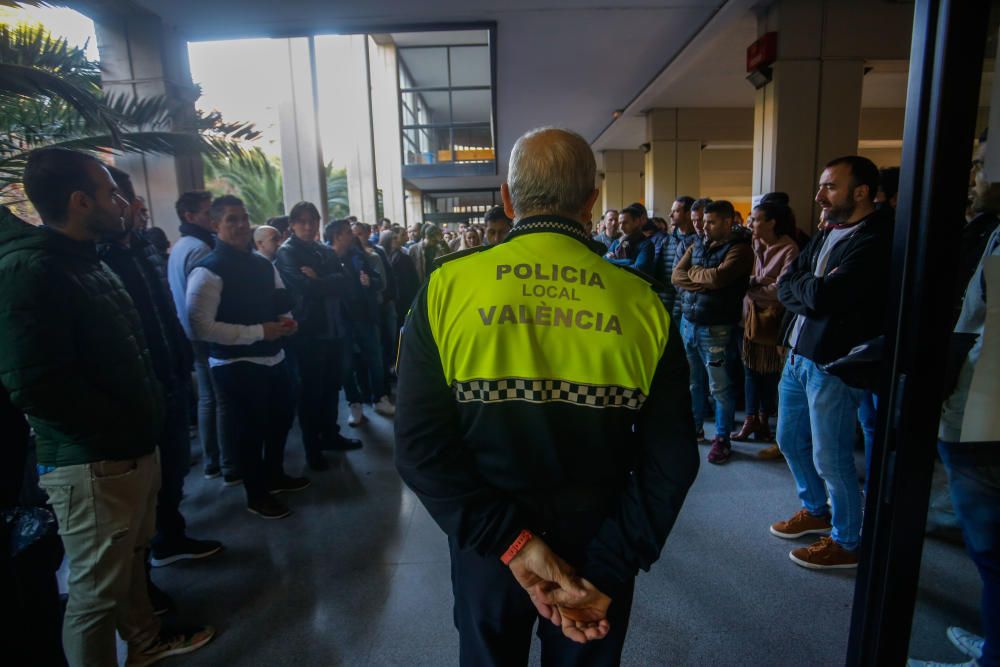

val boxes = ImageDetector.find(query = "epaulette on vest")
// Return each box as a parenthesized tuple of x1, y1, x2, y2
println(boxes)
(434, 244, 490, 268)
(617, 264, 665, 293)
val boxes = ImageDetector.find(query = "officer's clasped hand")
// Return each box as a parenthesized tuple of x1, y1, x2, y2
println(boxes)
(507, 536, 612, 644)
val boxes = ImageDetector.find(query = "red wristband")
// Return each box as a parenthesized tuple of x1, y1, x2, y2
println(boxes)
(500, 529, 534, 565)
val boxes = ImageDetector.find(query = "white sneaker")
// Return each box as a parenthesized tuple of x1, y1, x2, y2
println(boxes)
(374, 396, 395, 417)
(906, 659, 976, 667)
(348, 402, 366, 426)
(948, 626, 985, 661)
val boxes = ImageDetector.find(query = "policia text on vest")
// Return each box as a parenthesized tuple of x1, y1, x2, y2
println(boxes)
(481, 262, 622, 335)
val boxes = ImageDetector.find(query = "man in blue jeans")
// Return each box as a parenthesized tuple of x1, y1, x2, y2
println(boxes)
(909, 223, 999, 667)
(672, 199, 753, 463)
(772, 155, 893, 570)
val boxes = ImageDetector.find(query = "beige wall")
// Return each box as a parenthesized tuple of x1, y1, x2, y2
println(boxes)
(601, 149, 644, 212)
(96, 14, 204, 242)
(369, 38, 406, 225)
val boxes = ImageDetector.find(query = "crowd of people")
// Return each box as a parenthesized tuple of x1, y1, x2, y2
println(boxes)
(0, 128, 994, 666)
(579, 154, 996, 666)
(0, 145, 517, 666)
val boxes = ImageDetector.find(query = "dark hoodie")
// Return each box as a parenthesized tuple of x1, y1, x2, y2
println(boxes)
(0, 207, 163, 467)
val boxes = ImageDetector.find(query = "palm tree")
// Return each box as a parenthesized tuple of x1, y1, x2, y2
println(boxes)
(326, 163, 350, 219)
(1, 23, 262, 196)
(205, 152, 284, 226)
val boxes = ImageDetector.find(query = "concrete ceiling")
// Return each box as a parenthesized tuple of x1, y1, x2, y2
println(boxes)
(118, 0, 730, 175)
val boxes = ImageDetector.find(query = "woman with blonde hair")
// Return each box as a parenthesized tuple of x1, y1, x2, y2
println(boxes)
(459, 227, 482, 250)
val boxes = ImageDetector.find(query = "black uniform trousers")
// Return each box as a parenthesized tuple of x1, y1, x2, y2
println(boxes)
(448, 511, 635, 667)
(212, 360, 295, 502)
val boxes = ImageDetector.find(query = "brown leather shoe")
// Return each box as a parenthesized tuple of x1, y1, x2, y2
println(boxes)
(730, 415, 759, 441)
(789, 536, 859, 570)
(770, 508, 832, 539)
(758, 444, 784, 460)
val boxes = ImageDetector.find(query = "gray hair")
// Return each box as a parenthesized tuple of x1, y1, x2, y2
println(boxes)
(253, 225, 279, 243)
(507, 127, 596, 217)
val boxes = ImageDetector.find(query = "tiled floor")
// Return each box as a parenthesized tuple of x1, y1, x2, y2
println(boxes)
(134, 408, 980, 666)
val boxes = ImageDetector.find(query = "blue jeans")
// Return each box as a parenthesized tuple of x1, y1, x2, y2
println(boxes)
(939, 440, 1000, 667)
(193, 343, 234, 476)
(681, 319, 737, 440)
(777, 353, 865, 550)
(858, 392, 878, 492)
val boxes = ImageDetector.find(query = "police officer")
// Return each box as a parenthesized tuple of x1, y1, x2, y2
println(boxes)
(394, 127, 699, 665)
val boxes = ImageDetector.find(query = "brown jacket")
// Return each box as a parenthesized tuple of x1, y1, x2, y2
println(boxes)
(671, 239, 754, 292)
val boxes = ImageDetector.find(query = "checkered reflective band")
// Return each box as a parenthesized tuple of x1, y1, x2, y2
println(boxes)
(508, 219, 590, 241)
(453, 378, 646, 410)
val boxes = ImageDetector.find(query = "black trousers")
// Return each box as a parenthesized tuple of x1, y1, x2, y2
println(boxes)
(212, 361, 295, 502)
(293, 337, 345, 456)
(153, 383, 190, 547)
(448, 513, 635, 667)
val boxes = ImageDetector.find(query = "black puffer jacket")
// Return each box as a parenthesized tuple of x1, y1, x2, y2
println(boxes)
(0, 209, 164, 467)
(99, 233, 193, 393)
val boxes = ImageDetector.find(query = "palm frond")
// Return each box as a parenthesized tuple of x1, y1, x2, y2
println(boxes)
(0, 63, 118, 138)
(0, 25, 97, 77)
(0, 132, 268, 189)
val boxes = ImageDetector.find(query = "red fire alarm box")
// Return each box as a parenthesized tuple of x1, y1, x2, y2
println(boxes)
(747, 32, 778, 72)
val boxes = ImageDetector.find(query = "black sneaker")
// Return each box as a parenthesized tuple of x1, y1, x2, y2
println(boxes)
(147, 581, 175, 616)
(247, 496, 292, 520)
(268, 474, 311, 494)
(306, 454, 330, 471)
(151, 537, 224, 568)
(325, 435, 363, 451)
(222, 474, 243, 487)
(203, 465, 221, 480)
(125, 626, 215, 667)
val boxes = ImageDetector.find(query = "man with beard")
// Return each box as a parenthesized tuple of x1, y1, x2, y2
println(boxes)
(483, 206, 513, 246)
(594, 209, 619, 248)
(606, 204, 655, 275)
(672, 200, 753, 463)
(100, 166, 223, 570)
(0, 148, 214, 666)
(771, 156, 892, 570)
(690, 198, 712, 239)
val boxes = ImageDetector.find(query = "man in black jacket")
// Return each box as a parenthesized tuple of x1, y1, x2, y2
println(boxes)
(101, 166, 223, 567)
(3, 149, 214, 667)
(772, 155, 893, 570)
(395, 127, 698, 665)
(275, 202, 362, 471)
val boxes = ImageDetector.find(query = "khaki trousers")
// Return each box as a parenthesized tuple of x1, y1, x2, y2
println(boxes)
(39, 450, 162, 667)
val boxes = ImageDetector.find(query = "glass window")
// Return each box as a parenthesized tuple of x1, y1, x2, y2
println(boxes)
(449, 46, 490, 87)
(397, 33, 495, 174)
(450, 89, 492, 124)
(398, 47, 449, 88)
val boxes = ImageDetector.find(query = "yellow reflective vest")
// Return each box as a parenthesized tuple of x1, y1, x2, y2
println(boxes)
(426, 220, 671, 409)
(395, 215, 698, 578)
